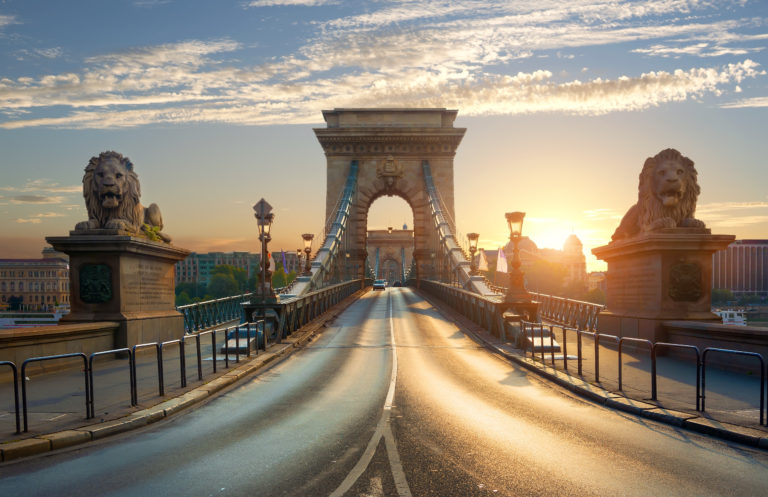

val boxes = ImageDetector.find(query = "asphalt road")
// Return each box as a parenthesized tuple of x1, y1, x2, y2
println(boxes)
(1, 288, 767, 496)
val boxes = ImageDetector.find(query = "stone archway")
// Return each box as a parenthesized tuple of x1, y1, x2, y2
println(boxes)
(314, 109, 465, 284)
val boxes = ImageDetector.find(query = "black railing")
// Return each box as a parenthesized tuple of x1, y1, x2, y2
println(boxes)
(0, 361, 20, 433)
(519, 321, 765, 425)
(21, 353, 90, 432)
(3, 281, 364, 436)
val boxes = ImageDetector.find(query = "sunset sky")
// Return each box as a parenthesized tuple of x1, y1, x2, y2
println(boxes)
(1, 0, 766, 271)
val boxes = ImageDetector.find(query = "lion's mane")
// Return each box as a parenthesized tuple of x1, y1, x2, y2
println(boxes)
(612, 148, 703, 241)
(82, 151, 143, 232)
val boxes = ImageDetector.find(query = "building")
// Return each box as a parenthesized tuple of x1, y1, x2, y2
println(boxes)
(712, 239, 768, 297)
(0, 248, 70, 311)
(478, 235, 587, 292)
(367, 225, 414, 283)
(175, 251, 302, 286)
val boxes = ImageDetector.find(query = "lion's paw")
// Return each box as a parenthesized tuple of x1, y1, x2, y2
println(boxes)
(680, 218, 706, 228)
(650, 217, 678, 230)
(75, 219, 99, 231)
(105, 219, 133, 231)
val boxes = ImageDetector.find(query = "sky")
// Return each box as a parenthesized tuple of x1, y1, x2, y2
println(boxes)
(0, 0, 766, 272)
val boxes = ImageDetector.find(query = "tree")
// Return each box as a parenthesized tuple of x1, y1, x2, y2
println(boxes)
(272, 263, 288, 289)
(207, 273, 239, 298)
(711, 288, 734, 306)
(211, 265, 247, 292)
(176, 282, 206, 300)
(175, 291, 193, 307)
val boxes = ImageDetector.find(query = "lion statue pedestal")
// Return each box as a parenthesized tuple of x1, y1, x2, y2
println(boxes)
(592, 149, 734, 342)
(46, 151, 190, 347)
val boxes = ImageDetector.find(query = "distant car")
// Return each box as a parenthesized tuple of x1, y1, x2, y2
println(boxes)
(373, 279, 387, 290)
(393, 281, 402, 287)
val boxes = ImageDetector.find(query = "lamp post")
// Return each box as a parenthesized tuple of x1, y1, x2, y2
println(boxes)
(467, 233, 479, 275)
(296, 248, 302, 273)
(253, 199, 275, 302)
(302, 233, 314, 275)
(504, 211, 530, 303)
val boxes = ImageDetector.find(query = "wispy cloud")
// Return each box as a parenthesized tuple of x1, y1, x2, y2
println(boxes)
(0, 15, 17, 29)
(720, 96, 768, 108)
(245, 0, 335, 7)
(696, 201, 768, 228)
(0, 1, 764, 129)
(10, 195, 67, 204)
(0, 179, 81, 194)
(15, 212, 66, 224)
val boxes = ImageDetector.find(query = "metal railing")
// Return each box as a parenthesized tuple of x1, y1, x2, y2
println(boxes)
(3, 280, 364, 435)
(520, 321, 765, 425)
(21, 353, 90, 432)
(0, 361, 20, 433)
(177, 292, 253, 333)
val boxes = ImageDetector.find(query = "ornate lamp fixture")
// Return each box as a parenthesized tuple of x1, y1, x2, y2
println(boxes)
(504, 212, 530, 303)
(253, 199, 275, 300)
(467, 233, 479, 275)
(302, 233, 314, 275)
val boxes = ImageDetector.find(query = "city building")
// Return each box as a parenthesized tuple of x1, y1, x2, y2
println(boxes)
(367, 225, 414, 283)
(0, 248, 70, 311)
(712, 239, 768, 297)
(175, 251, 302, 286)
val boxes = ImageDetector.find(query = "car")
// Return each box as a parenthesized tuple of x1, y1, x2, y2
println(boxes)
(373, 279, 387, 290)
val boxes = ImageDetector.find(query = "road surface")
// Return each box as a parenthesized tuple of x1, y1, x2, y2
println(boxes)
(2, 288, 767, 496)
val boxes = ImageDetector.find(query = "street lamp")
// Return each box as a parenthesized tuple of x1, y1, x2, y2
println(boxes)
(467, 233, 479, 275)
(253, 199, 275, 301)
(302, 233, 314, 275)
(388, 226, 393, 235)
(296, 248, 302, 273)
(504, 212, 530, 303)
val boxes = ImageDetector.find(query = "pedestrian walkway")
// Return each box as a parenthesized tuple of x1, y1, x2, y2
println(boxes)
(420, 291, 768, 449)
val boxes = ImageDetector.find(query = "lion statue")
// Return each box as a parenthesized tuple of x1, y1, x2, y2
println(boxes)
(74, 151, 171, 243)
(611, 148, 706, 241)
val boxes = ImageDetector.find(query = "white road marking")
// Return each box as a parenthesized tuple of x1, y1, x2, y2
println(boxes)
(329, 290, 412, 497)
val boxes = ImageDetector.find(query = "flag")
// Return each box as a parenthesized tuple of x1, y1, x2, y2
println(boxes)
(496, 247, 507, 273)
(269, 252, 277, 272)
(478, 249, 489, 272)
(281, 250, 288, 273)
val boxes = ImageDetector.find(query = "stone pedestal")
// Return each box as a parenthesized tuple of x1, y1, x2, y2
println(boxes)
(592, 229, 734, 341)
(46, 232, 191, 348)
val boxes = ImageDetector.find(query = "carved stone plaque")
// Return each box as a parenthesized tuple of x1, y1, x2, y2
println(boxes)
(80, 263, 112, 304)
(668, 262, 702, 302)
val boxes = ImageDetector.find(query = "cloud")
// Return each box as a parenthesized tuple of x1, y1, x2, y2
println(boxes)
(133, 0, 172, 7)
(721, 96, 768, 108)
(0, 15, 17, 29)
(696, 201, 768, 228)
(0, 179, 81, 194)
(245, 0, 335, 6)
(10, 195, 67, 204)
(0, 1, 764, 129)
(15, 212, 66, 224)
(16, 218, 42, 224)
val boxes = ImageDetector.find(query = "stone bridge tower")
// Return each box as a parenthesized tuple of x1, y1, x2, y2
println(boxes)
(314, 109, 465, 282)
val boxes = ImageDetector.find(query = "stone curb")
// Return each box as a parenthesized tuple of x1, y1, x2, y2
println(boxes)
(0, 287, 368, 464)
(418, 290, 768, 451)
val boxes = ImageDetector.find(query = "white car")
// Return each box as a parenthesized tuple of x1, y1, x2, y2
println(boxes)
(373, 279, 387, 290)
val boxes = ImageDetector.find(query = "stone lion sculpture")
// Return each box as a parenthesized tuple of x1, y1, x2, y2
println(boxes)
(74, 151, 171, 242)
(611, 148, 705, 241)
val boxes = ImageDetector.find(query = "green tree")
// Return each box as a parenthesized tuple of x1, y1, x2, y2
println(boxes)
(175, 291, 193, 307)
(711, 288, 734, 306)
(175, 282, 206, 299)
(207, 273, 239, 298)
(272, 262, 288, 289)
(211, 265, 247, 292)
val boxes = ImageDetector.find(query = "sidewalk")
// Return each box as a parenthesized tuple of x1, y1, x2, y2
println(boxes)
(420, 291, 768, 450)
(0, 287, 366, 463)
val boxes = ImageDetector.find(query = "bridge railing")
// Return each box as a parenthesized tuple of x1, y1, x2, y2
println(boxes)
(177, 293, 253, 333)
(520, 321, 766, 426)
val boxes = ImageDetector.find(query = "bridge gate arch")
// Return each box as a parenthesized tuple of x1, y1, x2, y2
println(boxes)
(314, 108, 465, 286)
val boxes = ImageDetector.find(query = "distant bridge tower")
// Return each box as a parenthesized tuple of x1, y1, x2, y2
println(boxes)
(314, 109, 465, 285)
